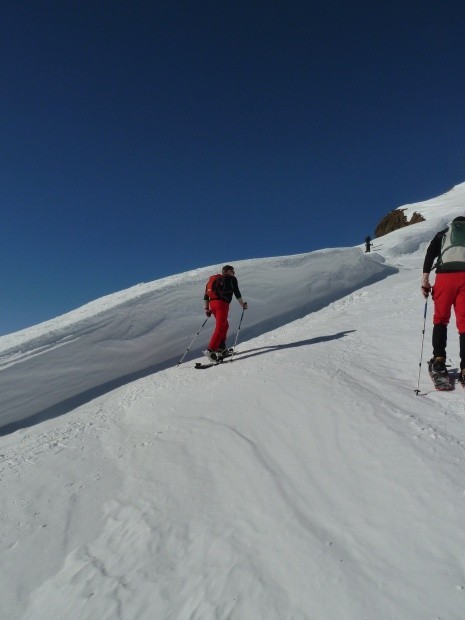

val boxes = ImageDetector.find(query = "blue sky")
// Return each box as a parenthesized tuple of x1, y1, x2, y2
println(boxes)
(1, 1, 465, 336)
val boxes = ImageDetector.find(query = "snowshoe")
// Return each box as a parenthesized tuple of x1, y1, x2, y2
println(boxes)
(428, 358, 453, 391)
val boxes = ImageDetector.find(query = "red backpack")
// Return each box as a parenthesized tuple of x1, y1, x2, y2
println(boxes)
(205, 273, 230, 300)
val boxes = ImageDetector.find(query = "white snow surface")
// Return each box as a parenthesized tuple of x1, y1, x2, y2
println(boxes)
(1, 182, 465, 619)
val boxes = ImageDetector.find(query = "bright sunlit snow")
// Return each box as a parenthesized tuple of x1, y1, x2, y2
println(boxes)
(1, 183, 465, 619)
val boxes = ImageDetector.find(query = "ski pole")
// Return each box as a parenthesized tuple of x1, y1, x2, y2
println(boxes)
(414, 298, 428, 395)
(230, 308, 245, 362)
(177, 316, 210, 366)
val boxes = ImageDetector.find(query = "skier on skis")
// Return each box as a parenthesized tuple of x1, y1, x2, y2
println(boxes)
(421, 216, 465, 380)
(203, 265, 248, 362)
(365, 236, 372, 253)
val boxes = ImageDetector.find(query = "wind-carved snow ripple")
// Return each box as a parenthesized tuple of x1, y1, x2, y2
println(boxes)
(24, 495, 298, 619)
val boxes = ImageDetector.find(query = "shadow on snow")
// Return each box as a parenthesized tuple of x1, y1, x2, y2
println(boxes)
(0, 331, 354, 436)
(228, 331, 355, 363)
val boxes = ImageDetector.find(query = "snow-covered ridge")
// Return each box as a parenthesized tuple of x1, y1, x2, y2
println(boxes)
(387, 181, 465, 255)
(400, 180, 465, 221)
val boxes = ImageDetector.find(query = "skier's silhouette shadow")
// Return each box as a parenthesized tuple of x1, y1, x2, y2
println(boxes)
(231, 330, 355, 362)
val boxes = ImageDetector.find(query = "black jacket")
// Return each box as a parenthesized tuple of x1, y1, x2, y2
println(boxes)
(423, 229, 446, 273)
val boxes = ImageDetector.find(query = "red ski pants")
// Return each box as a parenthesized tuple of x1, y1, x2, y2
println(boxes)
(208, 300, 230, 350)
(433, 272, 465, 333)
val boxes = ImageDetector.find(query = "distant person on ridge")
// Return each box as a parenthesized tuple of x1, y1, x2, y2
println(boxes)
(365, 236, 372, 253)
(203, 265, 248, 362)
(421, 216, 465, 383)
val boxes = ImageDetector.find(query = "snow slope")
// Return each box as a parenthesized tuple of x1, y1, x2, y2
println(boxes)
(0, 248, 394, 431)
(1, 182, 465, 619)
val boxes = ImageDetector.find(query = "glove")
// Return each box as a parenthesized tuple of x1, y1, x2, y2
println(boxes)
(205, 309, 212, 317)
(242, 301, 248, 310)
(421, 274, 431, 299)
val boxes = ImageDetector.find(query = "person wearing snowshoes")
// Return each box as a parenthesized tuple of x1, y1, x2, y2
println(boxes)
(203, 265, 248, 362)
(422, 216, 465, 384)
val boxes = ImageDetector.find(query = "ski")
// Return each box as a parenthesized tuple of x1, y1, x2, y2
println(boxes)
(194, 348, 238, 368)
